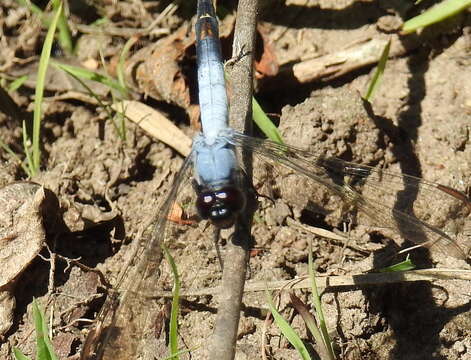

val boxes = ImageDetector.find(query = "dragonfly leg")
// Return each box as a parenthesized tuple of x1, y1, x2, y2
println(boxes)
(213, 227, 224, 271)
(225, 41, 251, 69)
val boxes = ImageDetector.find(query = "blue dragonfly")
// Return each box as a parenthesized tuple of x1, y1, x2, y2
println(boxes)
(84, 0, 470, 358)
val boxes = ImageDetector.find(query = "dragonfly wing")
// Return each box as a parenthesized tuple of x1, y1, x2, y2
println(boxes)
(83, 154, 195, 360)
(228, 131, 470, 259)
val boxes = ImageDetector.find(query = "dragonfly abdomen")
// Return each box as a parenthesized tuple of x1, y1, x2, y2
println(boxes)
(196, 0, 229, 143)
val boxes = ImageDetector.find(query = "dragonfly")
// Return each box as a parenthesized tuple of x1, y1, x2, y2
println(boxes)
(82, 0, 470, 358)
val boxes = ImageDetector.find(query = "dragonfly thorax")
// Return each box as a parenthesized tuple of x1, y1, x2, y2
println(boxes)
(196, 185, 246, 228)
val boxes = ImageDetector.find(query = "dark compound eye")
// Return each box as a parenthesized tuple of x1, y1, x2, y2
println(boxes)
(196, 186, 246, 228)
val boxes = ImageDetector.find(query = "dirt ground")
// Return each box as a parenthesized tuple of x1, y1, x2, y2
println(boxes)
(0, 0, 470, 359)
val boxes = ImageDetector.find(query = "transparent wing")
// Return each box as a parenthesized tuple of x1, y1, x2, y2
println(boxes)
(83, 154, 198, 360)
(82, 129, 470, 358)
(228, 131, 470, 259)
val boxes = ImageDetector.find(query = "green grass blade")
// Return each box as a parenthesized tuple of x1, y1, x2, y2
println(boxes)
(12, 348, 31, 360)
(308, 242, 335, 360)
(266, 290, 312, 360)
(114, 36, 138, 140)
(8, 75, 28, 92)
(252, 97, 284, 144)
(377, 256, 416, 273)
(22, 120, 34, 178)
(289, 293, 325, 358)
(52, 62, 111, 108)
(402, 0, 471, 34)
(117, 36, 137, 97)
(53, 62, 127, 139)
(32, 299, 58, 360)
(162, 244, 181, 360)
(30, 0, 63, 175)
(0, 138, 31, 175)
(160, 347, 198, 360)
(16, 0, 73, 54)
(363, 40, 391, 102)
(224, 67, 282, 144)
(96, 47, 129, 139)
(114, 108, 127, 141)
(91, 17, 109, 27)
(51, 0, 73, 54)
(53, 62, 127, 95)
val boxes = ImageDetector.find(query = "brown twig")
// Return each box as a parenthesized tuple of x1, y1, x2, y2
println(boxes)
(292, 34, 421, 83)
(207, 0, 259, 359)
(154, 268, 471, 297)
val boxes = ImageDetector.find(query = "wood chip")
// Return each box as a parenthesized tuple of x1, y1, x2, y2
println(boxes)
(112, 100, 192, 157)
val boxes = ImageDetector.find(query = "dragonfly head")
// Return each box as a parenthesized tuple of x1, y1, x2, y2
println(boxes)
(196, 186, 246, 228)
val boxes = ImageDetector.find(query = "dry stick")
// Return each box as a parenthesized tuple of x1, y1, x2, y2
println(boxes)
(208, 0, 259, 359)
(154, 268, 471, 298)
